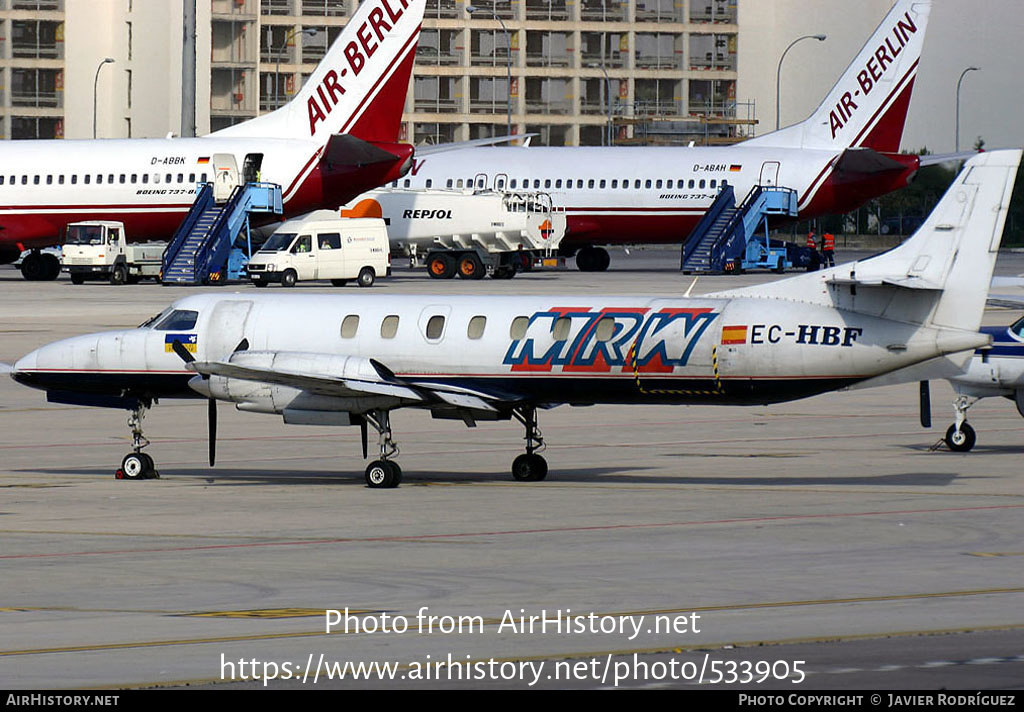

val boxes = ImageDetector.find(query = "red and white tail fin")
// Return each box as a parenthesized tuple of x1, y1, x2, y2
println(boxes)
(209, 0, 423, 145)
(748, 0, 931, 153)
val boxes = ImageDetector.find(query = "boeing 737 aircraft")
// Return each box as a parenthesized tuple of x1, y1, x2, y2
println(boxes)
(7, 151, 1020, 488)
(376, 0, 937, 272)
(0, 0, 426, 280)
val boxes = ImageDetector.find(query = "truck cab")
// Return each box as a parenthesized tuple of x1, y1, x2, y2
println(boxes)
(61, 221, 165, 285)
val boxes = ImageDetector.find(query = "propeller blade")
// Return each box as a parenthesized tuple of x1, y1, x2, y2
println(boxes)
(171, 339, 196, 365)
(919, 381, 932, 428)
(360, 417, 368, 459)
(208, 398, 218, 466)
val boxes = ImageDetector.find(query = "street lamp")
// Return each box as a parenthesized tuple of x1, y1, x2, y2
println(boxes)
(775, 34, 826, 131)
(275, 27, 319, 110)
(467, 3, 512, 138)
(587, 62, 612, 146)
(93, 58, 115, 139)
(955, 66, 980, 152)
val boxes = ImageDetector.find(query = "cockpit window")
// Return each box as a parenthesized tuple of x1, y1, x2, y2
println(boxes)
(139, 308, 171, 329)
(153, 309, 199, 331)
(1011, 316, 1024, 340)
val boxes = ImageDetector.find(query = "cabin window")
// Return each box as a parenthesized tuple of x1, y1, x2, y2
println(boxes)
(0, 176, 5, 186)
(131, 175, 137, 184)
(381, 315, 400, 339)
(655, 180, 662, 189)
(611, 179, 618, 189)
(47, 175, 53, 185)
(468, 316, 487, 340)
(154, 309, 199, 331)
(110, 174, 115, 184)
(552, 317, 571, 341)
(119, 175, 126, 184)
(699, 179, 706, 189)
(340, 315, 360, 338)
(596, 317, 616, 342)
(319, 233, 342, 250)
(634, 179, 641, 189)
(710, 179, 717, 188)
(510, 316, 529, 340)
(189, 173, 196, 183)
(71, 175, 77, 185)
(645, 179, 652, 189)
(510, 179, 517, 189)
(446, 179, 453, 188)
(688, 179, 695, 189)
(588, 179, 595, 189)
(495, 178, 504, 189)
(142, 174, 148, 184)
(20, 176, 27, 185)
(544, 179, 551, 189)
(555, 179, 563, 189)
(177, 174, 184, 183)
(403, 179, 411, 188)
(84, 175, 91, 185)
(533, 179, 540, 189)
(426, 179, 433, 189)
(426, 315, 446, 340)
(456, 179, 464, 188)
(666, 180, 673, 189)
(33, 176, 40, 185)
(599, 179, 606, 189)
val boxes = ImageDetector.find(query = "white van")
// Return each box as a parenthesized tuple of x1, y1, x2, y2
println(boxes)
(246, 212, 390, 287)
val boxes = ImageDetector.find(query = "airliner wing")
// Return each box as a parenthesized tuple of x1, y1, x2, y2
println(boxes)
(414, 134, 538, 156)
(188, 352, 517, 412)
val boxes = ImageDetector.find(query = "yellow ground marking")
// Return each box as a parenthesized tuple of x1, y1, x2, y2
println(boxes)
(184, 608, 373, 620)
(4, 586, 1023, 658)
(967, 552, 1024, 558)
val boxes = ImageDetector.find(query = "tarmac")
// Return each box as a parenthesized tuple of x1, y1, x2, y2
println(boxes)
(0, 249, 1022, 690)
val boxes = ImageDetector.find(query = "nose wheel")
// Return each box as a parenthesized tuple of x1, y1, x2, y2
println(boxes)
(941, 395, 978, 452)
(364, 410, 401, 488)
(511, 407, 547, 481)
(115, 403, 159, 480)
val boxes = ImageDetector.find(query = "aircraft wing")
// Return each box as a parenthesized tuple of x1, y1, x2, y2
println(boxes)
(919, 151, 981, 167)
(0, 362, 12, 374)
(414, 134, 537, 156)
(188, 351, 517, 413)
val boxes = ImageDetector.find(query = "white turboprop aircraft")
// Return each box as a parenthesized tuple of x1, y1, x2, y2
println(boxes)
(0, 0, 426, 280)
(376, 0, 943, 272)
(925, 309, 1024, 452)
(7, 151, 1020, 487)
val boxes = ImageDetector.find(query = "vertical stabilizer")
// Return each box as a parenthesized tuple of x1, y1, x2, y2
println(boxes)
(209, 0, 424, 145)
(747, 0, 931, 153)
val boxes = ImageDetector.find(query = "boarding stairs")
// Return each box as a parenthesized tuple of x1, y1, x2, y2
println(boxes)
(680, 185, 798, 273)
(162, 182, 283, 285)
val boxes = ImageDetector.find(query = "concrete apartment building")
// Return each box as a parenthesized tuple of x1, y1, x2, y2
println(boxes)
(0, 1, 888, 147)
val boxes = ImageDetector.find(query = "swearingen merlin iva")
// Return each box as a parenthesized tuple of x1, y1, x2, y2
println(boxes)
(7, 151, 1021, 487)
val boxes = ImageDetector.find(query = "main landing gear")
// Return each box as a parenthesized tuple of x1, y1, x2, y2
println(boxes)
(943, 395, 978, 452)
(511, 406, 547, 482)
(574, 246, 610, 273)
(20, 250, 61, 281)
(364, 409, 402, 489)
(116, 403, 160, 480)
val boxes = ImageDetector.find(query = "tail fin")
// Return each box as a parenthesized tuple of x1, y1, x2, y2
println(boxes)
(747, 0, 931, 153)
(210, 0, 424, 144)
(714, 151, 1022, 337)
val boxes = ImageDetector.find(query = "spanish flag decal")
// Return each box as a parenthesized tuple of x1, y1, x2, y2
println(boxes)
(721, 325, 747, 345)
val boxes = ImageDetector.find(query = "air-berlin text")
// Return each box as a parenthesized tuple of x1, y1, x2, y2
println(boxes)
(829, 11, 918, 140)
(308, 0, 417, 136)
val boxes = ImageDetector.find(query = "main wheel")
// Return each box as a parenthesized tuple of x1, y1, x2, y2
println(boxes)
(280, 269, 297, 288)
(20, 253, 45, 281)
(357, 267, 375, 288)
(427, 253, 456, 279)
(511, 453, 548, 482)
(119, 452, 154, 480)
(70, 273, 86, 285)
(945, 423, 976, 452)
(110, 264, 127, 285)
(42, 253, 61, 280)
(365, 460, 401, 489)
(457, 253, 485, 280)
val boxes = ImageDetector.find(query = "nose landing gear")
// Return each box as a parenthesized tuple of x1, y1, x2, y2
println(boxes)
(943, 395, 978, 452)
(116, 403, 160, 480)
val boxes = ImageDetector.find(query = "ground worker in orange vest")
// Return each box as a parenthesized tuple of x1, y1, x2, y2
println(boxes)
(821, 232, 836, 267)
(806, 230, 821, 270)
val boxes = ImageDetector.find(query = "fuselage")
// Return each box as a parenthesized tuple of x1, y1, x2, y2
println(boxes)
(955, 322, 1024, 398)
(13, 292, 964, 411)
(394, 145, 919, 249)
(0, 136, 410, 257)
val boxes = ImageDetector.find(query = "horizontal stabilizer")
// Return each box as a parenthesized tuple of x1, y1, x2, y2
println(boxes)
(325, 134, 404, 168)
(835, 148, 909, 174)
(920, 151, 981, 167)
(826, 275, 944, 291)
(0, 362, 11, 374)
